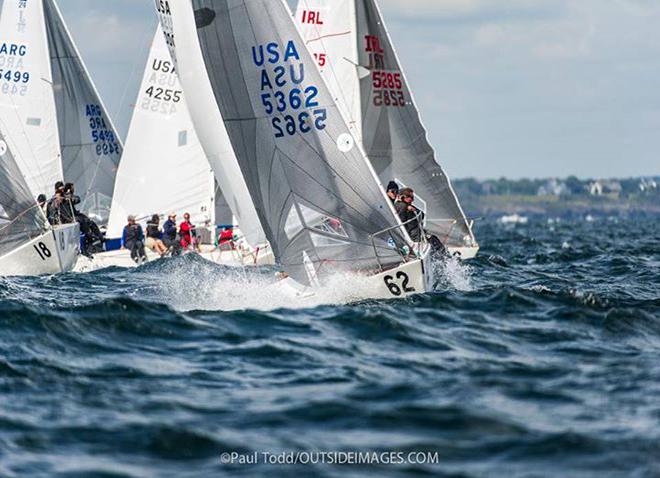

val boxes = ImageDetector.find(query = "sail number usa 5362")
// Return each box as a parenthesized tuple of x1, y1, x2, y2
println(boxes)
(252, 40, 327, 139)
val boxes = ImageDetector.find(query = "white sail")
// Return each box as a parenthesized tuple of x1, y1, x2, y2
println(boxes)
(0, 127, 47, 258)
(160, 0, 413, 287)
(43, 0, 122, 225)
(106, 25, 215, 239)
(295, 0, 477, 251)
(0, 0, 62, 199)
(155, 0, 267, 248)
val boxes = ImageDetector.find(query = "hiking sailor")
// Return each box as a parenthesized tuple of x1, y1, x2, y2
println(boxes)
(162, 213, 181, 255)
(146, 214, 168, 256)
(386, 181, 399, 204)
(395, 188, 424, 242)
(62, 183, 104, 257)
(121, 215, 147, 264)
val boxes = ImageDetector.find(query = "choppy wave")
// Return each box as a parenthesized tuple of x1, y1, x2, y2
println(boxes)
(0, 218, 658, 477)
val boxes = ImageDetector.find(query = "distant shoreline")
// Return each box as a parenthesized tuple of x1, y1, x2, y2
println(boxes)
(451, 177, 660, 219)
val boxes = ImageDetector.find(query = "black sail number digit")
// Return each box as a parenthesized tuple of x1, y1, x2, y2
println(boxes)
(384, 272, 416, 296)
(33, 242, 52, 261)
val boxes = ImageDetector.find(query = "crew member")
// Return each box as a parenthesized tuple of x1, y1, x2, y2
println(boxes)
(395, 188, 424, 242)
(145, 214, 168, 255)
(121, 215, 146, 264)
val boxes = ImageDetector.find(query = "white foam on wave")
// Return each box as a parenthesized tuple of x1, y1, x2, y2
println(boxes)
(430, 255, 474, 292)
(139, 254, 475, 312)
(151, 263, 387, 312)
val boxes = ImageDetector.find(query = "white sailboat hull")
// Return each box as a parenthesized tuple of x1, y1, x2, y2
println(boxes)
(0, 223, 79, 277)
(276, 249, 432, 302)
(73, 244, 275, 272)
(447, 246, 480, 260)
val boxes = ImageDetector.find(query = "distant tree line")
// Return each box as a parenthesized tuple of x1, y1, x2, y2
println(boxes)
(453, 176, 659, 198)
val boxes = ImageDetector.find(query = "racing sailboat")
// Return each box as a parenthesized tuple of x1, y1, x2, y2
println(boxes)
(0, 129, 79, 276)
(157, 0, 433, 299)
(294, 0, 479, 258)
(0, 0, 122, 226)
(93, 24, 273, 269)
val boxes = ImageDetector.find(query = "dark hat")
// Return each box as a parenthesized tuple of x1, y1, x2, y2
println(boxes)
(386, 181, 399, 193)
(37, 194, 47, 203)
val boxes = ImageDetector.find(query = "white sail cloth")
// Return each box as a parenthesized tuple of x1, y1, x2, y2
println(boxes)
(295, 0, 476, 248)
(106, 25, 216, 239)
(0, 0, 122, 224)
(155, 0, 267, 248)
(0, 129, 47, 258)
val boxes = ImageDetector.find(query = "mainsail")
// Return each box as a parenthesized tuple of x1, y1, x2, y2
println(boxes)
(295, 0, 477, 249)
(0, 129, 46, 258)
(0, 0, 62, 199)
(170, 0, 411, 286)
(106, 25, 215, 238)
(43, 0, 122, 224)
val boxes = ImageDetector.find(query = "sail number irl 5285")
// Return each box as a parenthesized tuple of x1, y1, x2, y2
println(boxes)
(252, 40, 327, 139)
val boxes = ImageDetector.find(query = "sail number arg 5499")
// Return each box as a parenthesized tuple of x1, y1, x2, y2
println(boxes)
(252, 40, 327, 138)
(86, 104, 120, 156)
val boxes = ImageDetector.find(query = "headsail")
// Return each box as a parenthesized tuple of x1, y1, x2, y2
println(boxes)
(0, 0, 62, 198)
(155, 0, 267, 248)
(43, 0, 122, 224)
(106, 25, 214, 238)
(0, 129, 46, 258)
(170, 0, 411, 286)
(295, 0, 477, 249)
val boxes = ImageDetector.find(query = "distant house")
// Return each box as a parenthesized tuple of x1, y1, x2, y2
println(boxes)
(639, 178, 658, 193)
(588, 181, 603, 196)
(537, 178, 569, 196)
(589, 180, 622, 197)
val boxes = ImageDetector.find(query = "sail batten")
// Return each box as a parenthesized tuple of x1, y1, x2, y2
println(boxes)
(184, 0, 410, 285)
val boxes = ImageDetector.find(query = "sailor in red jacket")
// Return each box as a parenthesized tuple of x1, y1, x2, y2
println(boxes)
(218, 226, 235, 250)
(179, 213, 197, 250)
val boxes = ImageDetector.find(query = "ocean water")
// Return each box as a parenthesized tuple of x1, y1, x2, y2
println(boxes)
(0, 218, 658, 477)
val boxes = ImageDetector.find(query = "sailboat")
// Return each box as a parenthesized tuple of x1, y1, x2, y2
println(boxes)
(0, 0, 121, 275)
(157, 0, 433, 299)
(0, 129, 79, 276)
(86, 24, 273, 270)
(294, 0, 479, 259)
(0, 0, 123, 224)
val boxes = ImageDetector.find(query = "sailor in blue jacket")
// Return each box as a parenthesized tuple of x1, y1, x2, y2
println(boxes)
(121, 215, 147, 263)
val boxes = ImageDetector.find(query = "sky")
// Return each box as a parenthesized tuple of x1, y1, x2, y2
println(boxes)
(10, 0, 660, 179)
